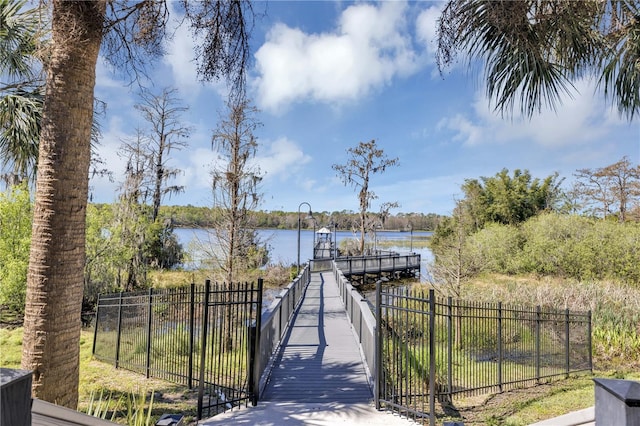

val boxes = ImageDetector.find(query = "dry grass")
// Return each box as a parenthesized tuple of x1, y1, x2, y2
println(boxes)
(453, 274, 640, 370)
(148, 264, 292, 290)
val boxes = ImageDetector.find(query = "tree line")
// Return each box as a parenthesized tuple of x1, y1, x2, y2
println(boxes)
(145, 204, 445, 232)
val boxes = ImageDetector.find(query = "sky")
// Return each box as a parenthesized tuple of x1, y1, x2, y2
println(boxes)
(90, 1, 640, 217)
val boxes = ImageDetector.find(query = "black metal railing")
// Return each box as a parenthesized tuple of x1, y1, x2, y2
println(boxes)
(93, 279, 263, 419)
(375, 285, 592, 425)
(334, 253, 420, 277)
(255, 266, 311, 395)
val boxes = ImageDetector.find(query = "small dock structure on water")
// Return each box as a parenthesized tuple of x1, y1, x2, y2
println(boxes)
(311, 227, 421, 284)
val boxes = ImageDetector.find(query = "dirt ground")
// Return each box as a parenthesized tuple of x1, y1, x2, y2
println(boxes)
(435, 378, 593, 425)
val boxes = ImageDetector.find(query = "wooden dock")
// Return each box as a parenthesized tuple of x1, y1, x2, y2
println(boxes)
(261, 271, 373, 403)
(333, 253, 420, 281)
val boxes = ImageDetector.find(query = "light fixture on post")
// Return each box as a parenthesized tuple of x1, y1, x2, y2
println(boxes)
(297, 202, 313, 276)
(332, 221, 338, 259)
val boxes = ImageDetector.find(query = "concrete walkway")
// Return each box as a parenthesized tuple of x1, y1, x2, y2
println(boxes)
(529, 406, 594, 426)
(200, 271, 415, 425)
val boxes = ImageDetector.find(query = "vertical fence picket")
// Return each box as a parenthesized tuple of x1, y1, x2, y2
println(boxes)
(535, 305, 541, 383)
(188, 283, 195, 389)
(428, 289, 435, 426)
(587, 310, 593, 374)
(92, 294, 100, 356)
(498, 302, 503, 392)
(197, 280, 211, 420)
(115, 292, 123, 369)
(447, 297, 453, 398)
(565, 309, 570, 378)
(251, 278, 264, 405)
(146, 288, 153, 379)
(374, 279, 382, 410)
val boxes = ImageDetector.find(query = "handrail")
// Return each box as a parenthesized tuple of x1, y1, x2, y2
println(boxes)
(333, 253, 420, 277)
(255, 265, 311, 398)
(332, 262, 377, 387)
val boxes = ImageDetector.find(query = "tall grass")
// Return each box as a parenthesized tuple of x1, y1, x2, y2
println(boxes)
(460, 275, 640, 369)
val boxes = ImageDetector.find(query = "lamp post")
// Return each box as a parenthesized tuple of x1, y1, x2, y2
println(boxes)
(297, 202, 313, 276)
(333, 222, 338, 259)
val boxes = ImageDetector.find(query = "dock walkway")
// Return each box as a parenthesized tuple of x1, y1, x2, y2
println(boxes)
(262, 270, 372, 403)
(200, 271, 416, 425)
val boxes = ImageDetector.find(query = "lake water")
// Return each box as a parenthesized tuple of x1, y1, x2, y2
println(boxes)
(174, 228, 433, 279)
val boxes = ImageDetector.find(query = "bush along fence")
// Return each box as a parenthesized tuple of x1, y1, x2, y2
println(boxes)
(92, 279, 263, 420)
(374, 285, 592, 426)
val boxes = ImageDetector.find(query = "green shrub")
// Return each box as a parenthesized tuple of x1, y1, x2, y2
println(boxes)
(468, 213, 640, 285)
(0, 184, 32, 316)
(467, 223, 523, 274)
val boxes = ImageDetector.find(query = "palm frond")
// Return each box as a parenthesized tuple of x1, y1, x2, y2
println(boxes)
(0, 0, 47, 81)
(0, 89, 42, 181)
(598, 2, 640, 120)
(437, 0, 624, 118)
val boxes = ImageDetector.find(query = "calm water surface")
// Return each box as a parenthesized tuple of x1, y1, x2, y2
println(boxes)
(174, 228, 433, 279)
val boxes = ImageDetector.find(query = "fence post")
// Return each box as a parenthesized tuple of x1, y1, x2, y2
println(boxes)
(447, 297, 453, 397)
(115, 292, 123, 369)
(249, 278, 264, 406)
(188, 282, 195, 389)
(565, 308, 570, 378)
(498, 302, 503, 392)
(428, 289, 436, 426)
(92, 294, 100, 356)
(146, 288, 153, 379)
(374, 279, 382, 410)
(535, 306, 541, 383)
(197, 280, 211, 420)
(587, 310, 593, 373)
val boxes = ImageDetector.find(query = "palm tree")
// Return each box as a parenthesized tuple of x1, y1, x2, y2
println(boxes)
(20, 0, 256, 409)
(21, 0, 105, 408)
(437, 0, 640, 120)
(0, 0, 46, 184)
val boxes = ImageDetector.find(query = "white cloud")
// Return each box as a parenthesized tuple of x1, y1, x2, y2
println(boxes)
(178, 147, 217, 191)
(415, 4, 443, 60)
(162, 16, 202, 97)
(256, 137, 311, 180)
(437, 114, 484, 146)
(90, 116, 132, 202)
(439, 78, 618, 148)
(253, 2, 420, 112)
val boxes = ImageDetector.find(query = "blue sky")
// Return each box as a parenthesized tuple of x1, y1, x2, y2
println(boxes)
(90, 1, 640, 216)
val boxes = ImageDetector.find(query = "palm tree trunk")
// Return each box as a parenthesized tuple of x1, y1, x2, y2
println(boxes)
(21, 1, 105, 409)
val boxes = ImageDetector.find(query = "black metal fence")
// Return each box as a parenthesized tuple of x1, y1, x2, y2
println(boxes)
(375, 285, 592, 425)
(92, 279, 263, 419)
